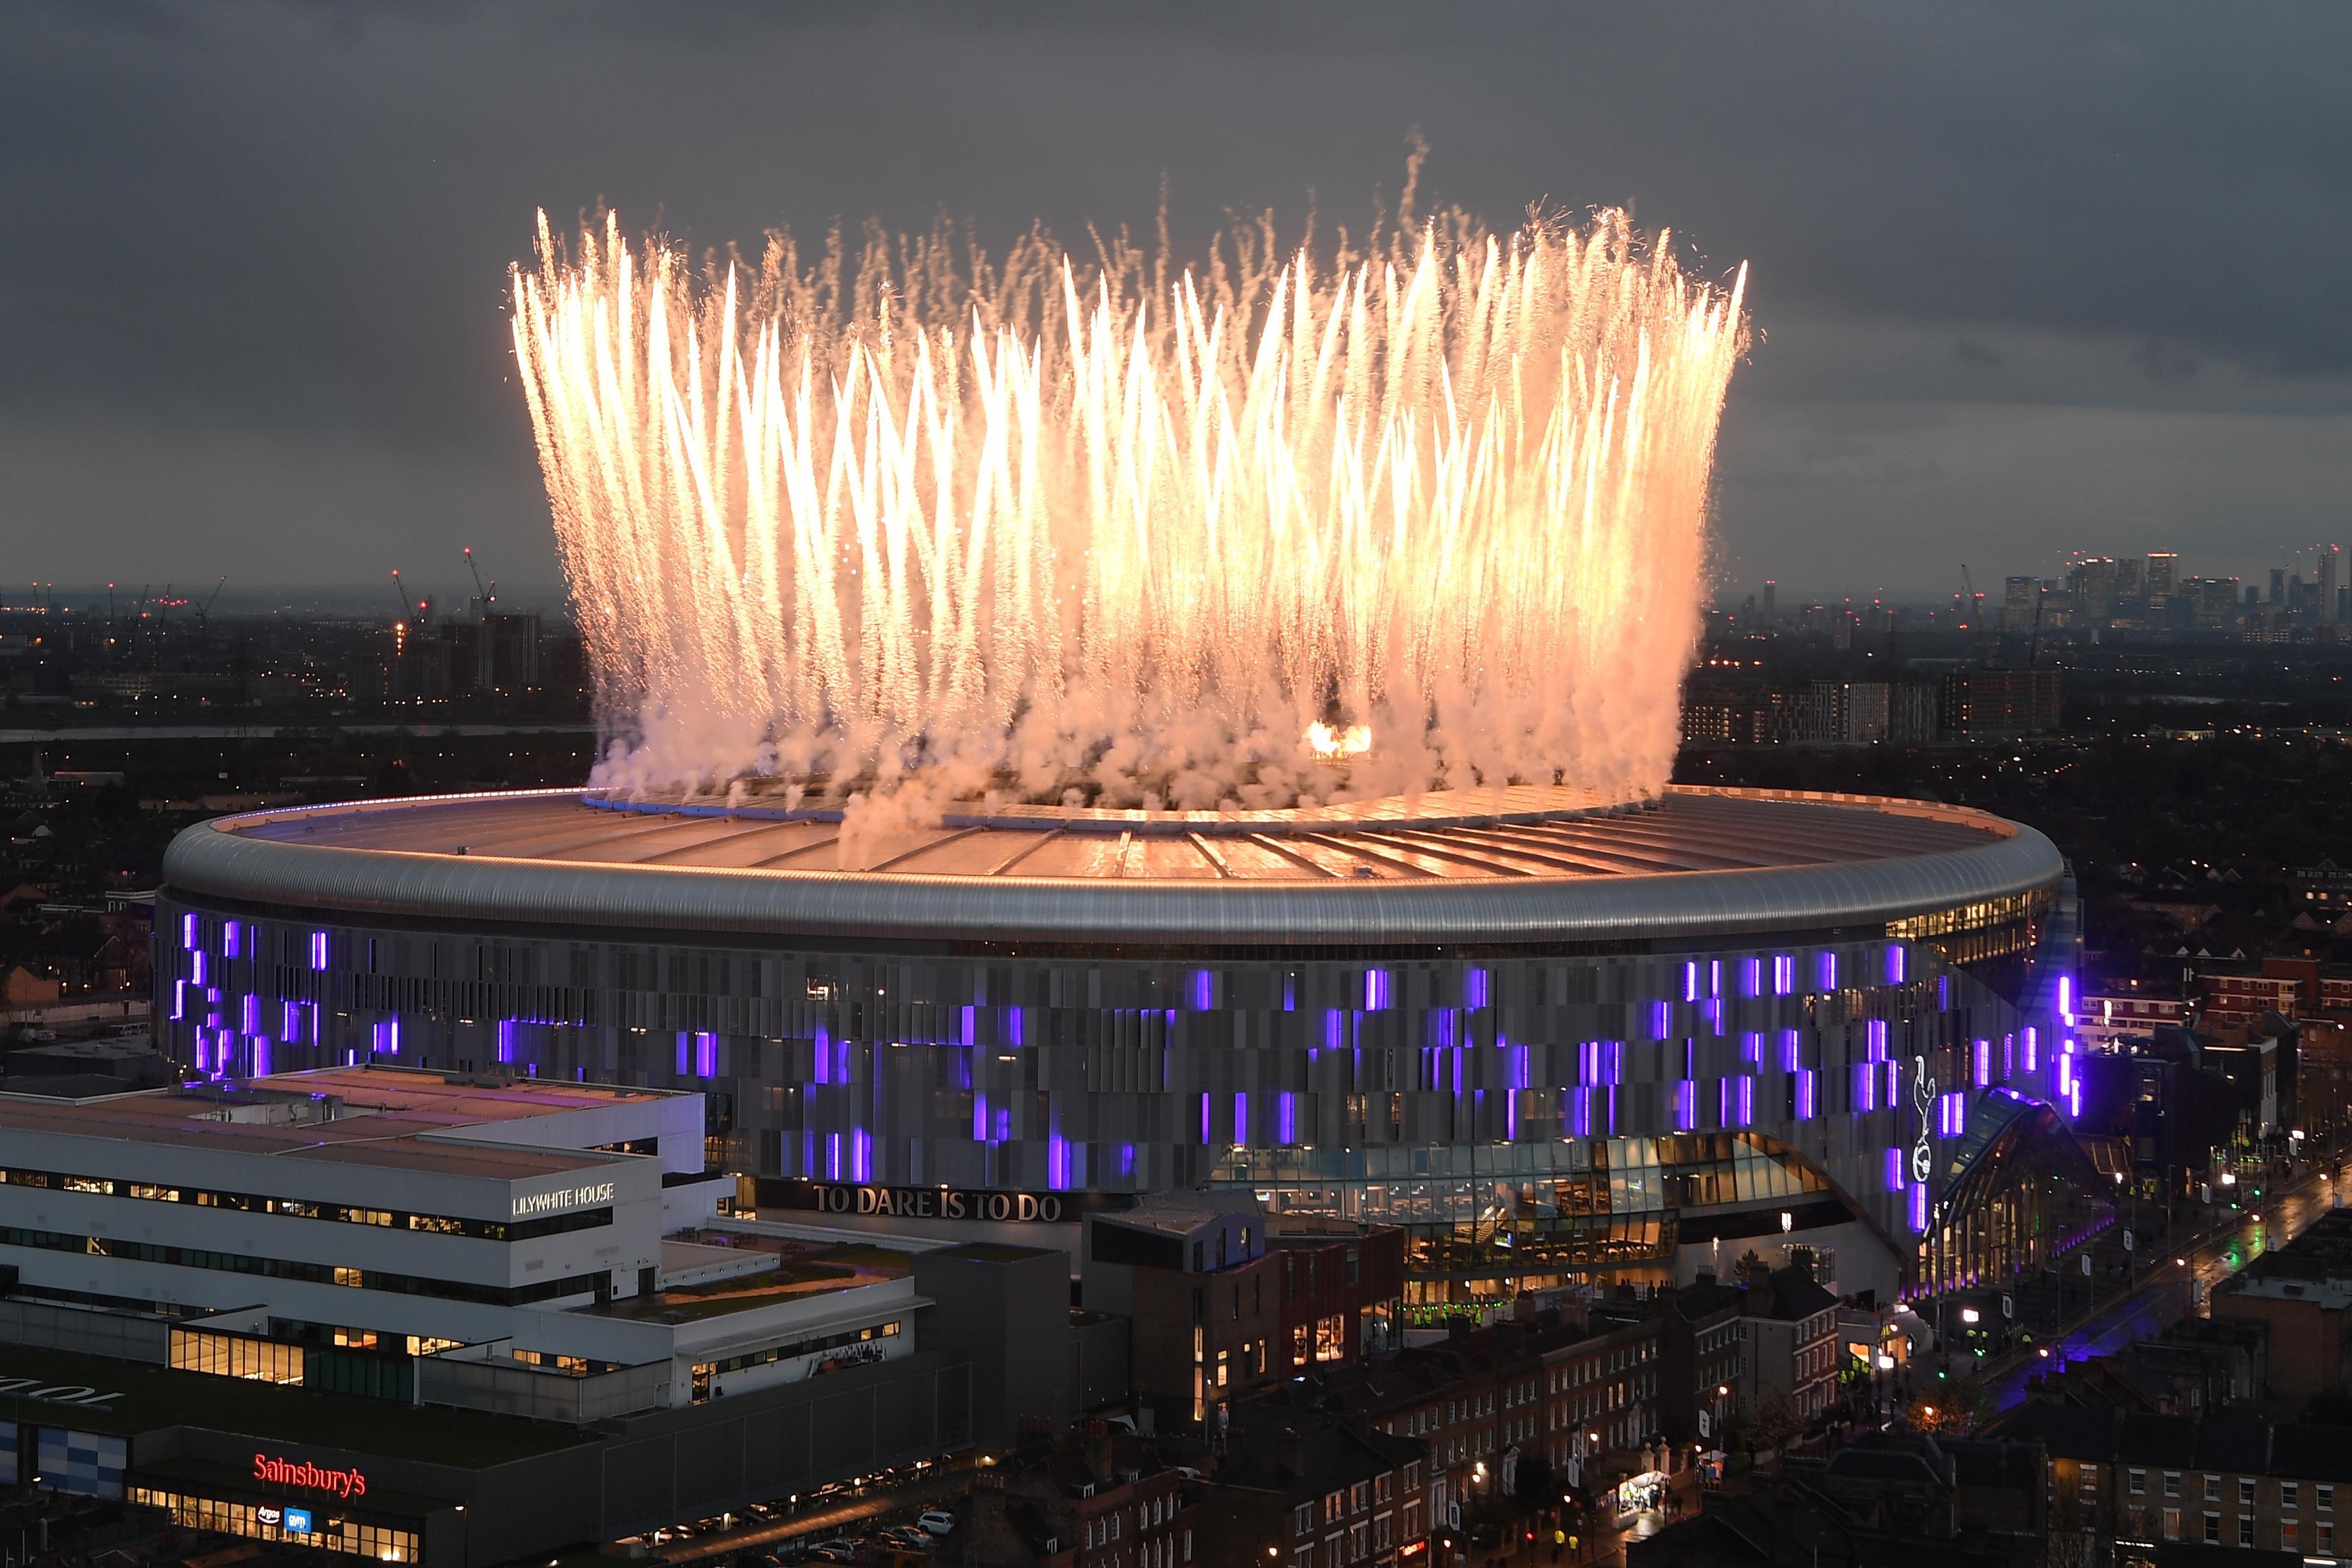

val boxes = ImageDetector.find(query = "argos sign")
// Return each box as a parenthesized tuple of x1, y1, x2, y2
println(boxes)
(253, 1453, 367, 1499)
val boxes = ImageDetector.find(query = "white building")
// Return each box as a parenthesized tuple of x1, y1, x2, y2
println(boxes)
(0, 1065, 919, 1417)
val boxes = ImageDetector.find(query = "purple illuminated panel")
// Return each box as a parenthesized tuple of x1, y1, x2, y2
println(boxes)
(1364, 970, 1391, 1011)
(1816, 951, 1838, 992)
(1974, 1040, 1991, 1088)
(1885, 944, 1906, 985)
(1773, 955, 1795, 996)
(1853, 1062, 1879, 1113)
(1673, 1080, 1696, 1132)
(1466, 968, 1490, 1009)
(2022, 1027, 2039, 1073)
(1742, 957, 1763, 998)
(1910, 1182, 1930, 1233)
(1192, 970, 1215, 1010)
(1886, 1146, 1906, 1191)
(1866, 1019, 1888, 1059)
(1651, 1000, 1671, 1040)
(696, 1032, 718, 1077)
(181, 912, 199, 950)
(223, 921, 242, 959)
(1233, 1091, 1249, 1144)
(1780, 1030, 1801, 1074)
(1683, 962, 1700, 1003)
(310, 932, 329, 972)
(1278, 1092, 1297, 1144)
(1795, 1069, 1817, 1119)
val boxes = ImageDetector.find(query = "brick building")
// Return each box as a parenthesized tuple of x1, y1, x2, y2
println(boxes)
(962, 1419, 1200, 1568)
(2211, 1208, 2352, 1404)
(1198, 1408, 1429, 1568)
(1272, 1227, 1407, 1369)
(1083, 1196, 1282, 1431)
(1997, 1402, 2352, 1556)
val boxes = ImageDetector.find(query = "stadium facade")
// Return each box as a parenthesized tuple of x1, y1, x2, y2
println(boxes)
(155, 784, 2092, 1317)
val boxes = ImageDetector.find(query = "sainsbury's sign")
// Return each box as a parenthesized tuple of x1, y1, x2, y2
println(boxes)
(253, 1453, 367, 1499)
(511, 1180, 616, 1219)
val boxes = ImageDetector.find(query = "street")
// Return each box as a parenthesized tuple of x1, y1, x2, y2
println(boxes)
(1983, 1154, 2351, 1410)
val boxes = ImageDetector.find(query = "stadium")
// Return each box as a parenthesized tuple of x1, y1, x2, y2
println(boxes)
(156, 782, 2093, 1318)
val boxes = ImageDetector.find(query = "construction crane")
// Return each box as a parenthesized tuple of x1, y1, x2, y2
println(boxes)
(388, 569, 431, 625)
(196, 575, 226, 629)
(463, 547, 497, 613)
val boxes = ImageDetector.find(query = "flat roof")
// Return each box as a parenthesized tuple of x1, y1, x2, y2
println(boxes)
(0, 1066, 679, 1183)
(0, 1342, 588, 1466)
(161, 786, 2065, 947)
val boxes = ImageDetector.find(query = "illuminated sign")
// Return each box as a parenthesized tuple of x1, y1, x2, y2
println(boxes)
(256, 1507, 282, 1528)
(809, 1183, 1067, 1223)
(283, 1509, 313, 1534)
(1908, 1055, 1937, 1184)
(253, 1454, 368, 1499)
(510, 1180, 617, 1219)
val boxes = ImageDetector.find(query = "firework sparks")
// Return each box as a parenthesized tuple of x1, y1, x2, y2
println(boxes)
(511, 201, 1745, 811)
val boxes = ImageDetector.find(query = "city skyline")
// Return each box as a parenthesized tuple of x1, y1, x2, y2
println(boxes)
(3, 4, 2348, 594)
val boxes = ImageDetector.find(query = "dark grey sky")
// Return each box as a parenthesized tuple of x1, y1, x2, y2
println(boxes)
(3, 1, 2346, 603)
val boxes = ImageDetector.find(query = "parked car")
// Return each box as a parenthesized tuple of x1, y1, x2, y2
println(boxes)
(916, 1512, 957, 1537)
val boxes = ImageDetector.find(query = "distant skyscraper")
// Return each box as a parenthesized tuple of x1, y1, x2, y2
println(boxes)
(2003, 575, 2036, 633)
(1762, 580, 1776, 626)
(2320, 546, 2341, 623)
(2271, 567, 2288, 604)
(2146, 551, 2179, 603)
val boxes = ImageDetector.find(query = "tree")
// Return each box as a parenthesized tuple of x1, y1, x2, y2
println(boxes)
(1744, 1392, 1801, 1454)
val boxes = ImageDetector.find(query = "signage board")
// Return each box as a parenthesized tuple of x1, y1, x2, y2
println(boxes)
(253, 1453, 368, 1499)
(510, 1180, 617, 1219)
(765, 1178, 1137, 1224)
(283, 1509, 314, 1535)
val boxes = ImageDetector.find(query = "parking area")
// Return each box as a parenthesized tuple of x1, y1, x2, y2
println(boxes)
(624, 1457, 973, 1565)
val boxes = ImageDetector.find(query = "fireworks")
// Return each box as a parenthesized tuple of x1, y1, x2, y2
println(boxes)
(511, 200, 1745, 811)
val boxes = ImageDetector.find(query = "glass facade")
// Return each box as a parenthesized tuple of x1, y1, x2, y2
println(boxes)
(127, 1485, 417, 1562)
(155, 895, 2052, 1303)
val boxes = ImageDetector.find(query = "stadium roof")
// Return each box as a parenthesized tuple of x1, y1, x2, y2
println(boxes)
(161, 786, 2064, 947)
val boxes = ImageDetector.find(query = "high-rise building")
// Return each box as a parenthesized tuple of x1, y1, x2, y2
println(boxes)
(1762, 579, 1777, 626)
(2270, 567, 2288, 604)
(2145, 551, 2179, 604)
(2003, 575, 2036, 633)
(2320, 546, 2341, 623)
(2069, 557, 2116, 622)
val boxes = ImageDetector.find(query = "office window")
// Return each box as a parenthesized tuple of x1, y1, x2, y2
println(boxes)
(2238, 1517, 2253, 1548)
(2283, 1482, 2299, 1511)
(2203, 1513, 2219, 1545)
(2129, 1470, 2147, 1497)
(2164, 1473, 2181, 1500)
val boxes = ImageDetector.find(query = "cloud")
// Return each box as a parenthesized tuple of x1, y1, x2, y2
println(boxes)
(0, 1, 2347, 593)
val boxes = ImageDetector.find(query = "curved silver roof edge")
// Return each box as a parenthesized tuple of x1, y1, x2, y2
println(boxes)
(161, 810, 2065, 947)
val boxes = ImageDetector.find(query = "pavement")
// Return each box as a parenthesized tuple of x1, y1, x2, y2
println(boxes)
(1980, 1153, 2351, 1410)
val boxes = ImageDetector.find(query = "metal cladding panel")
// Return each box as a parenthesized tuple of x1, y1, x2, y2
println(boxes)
(161, 792, 2063, 946)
